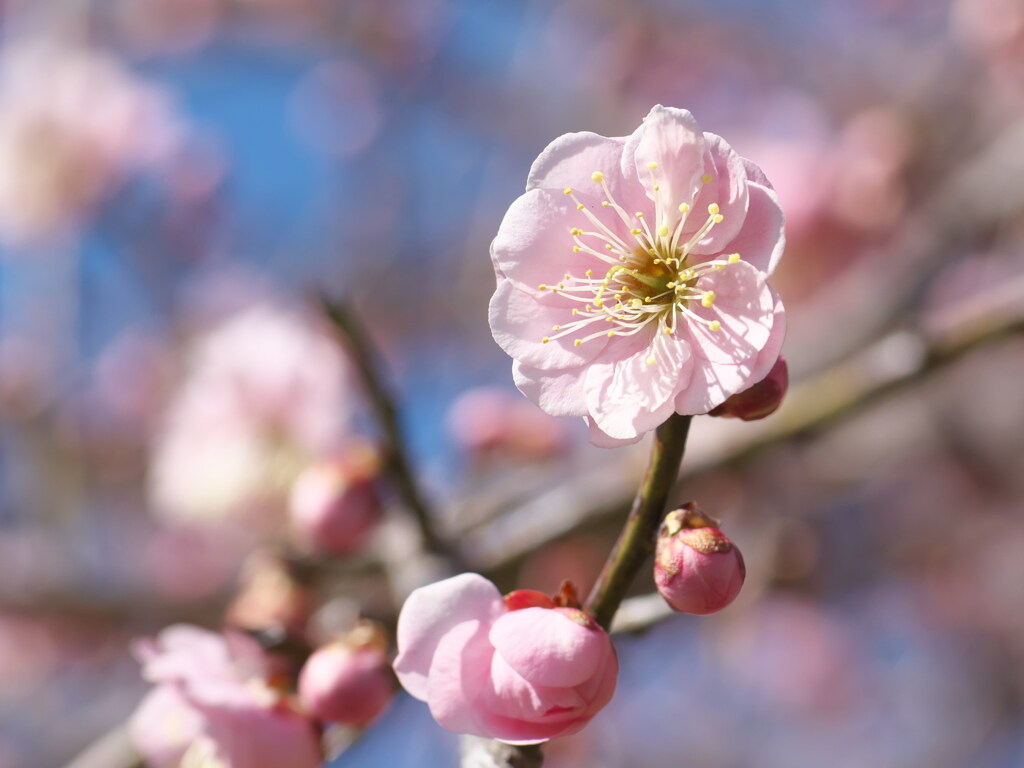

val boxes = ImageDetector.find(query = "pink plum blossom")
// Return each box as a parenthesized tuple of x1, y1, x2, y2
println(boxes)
(129, 624, 323, 768)
(654, 504, 745, 615)
(148, 304, 353, 530)
(298, 622, 393, 727)
(288, 444, 382, 555)
(0, 41, 182, 245)
(393, 573, 617, 744)
(489, 105, 786, 446)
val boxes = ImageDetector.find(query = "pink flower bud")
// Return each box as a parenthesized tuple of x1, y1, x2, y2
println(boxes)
(709, 356, 788, 421)
(655, 504, 746, 615)
(288, 446, 381, 555)
(393, 573, 617, 745)
(298, 622, 393, 727)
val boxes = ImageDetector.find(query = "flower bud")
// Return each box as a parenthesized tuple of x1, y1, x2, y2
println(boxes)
(655, 503, 745, 615)
(709, 356, 788, 421)
(288, 445, 381, 555)
(298, 621, 393, 727)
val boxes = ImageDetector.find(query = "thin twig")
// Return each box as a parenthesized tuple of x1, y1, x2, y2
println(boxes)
(585, 414, 692, 630)
(320, 295, 457, 562)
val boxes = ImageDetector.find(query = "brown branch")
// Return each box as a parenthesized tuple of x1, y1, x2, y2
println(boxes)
(320, 295, 460, 563)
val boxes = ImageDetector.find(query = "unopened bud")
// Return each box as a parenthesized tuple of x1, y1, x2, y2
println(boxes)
(289, 445, 381, 555)
(298, 621, 393, 727)
(654, 503, 745, 615)
(710, 356, 788, 421)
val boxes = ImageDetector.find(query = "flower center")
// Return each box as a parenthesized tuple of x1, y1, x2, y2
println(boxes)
(538, 166, 741, 365)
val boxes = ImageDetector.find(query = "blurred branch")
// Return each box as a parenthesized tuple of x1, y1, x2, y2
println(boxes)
(467, 289, 1024, 575)
(60, 725, 141, 768)
(320, 295, 459, 563)
(585, 415, 692, 630)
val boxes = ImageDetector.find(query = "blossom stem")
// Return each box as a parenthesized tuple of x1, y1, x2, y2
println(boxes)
(585, 413, 692, 630)
(320, 296, 458, 562)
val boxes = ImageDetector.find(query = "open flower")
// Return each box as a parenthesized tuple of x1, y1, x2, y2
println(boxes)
(393, 573, 617, 744)
(489, 105, 786, 446)
(129, 625, 323, 768)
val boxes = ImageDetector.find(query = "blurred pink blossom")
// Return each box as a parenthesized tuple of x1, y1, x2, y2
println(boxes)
(446, 387, 570, 461)
(148, 304, 354, 529)
(130, 624, 322, 768)
(394, 573, 617, 744)
(0, 41, 182, 245)
(288, 444, 382, 555)
(490, 105, 786, 446)
(298, 622, 393, 727)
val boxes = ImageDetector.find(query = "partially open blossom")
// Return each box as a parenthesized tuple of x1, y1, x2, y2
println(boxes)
(393, 573, 617, 744)
(709, 356, 788, 421)
(129, 625, 322, 768)
(288, 444, 381, 555)
(490, 105, 786, 446)
(298, 621, 393, 727)
(655, 504, 745, 615)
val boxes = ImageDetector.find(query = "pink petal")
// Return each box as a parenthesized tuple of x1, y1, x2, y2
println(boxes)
(128, 685, 204, 768)
(394, 573, 503, 701)
(688, 134, 750, 255)
(425, 619, 494, 735)
(491, 188, 605, 300)
(489, 279, 610, 371)
(475, 708, 585, 746)
(742, 156, 773, 189)
(526, 131, 626, 197)
(623, 105, 706, 217)
(583, 332, 693, 440)
(674, 288, 786, 415)
(725, 182, 785, 276)
(585, 418, 643, 447)
(489, 607, 611, 688)
(512, 362, 588, 418)
(686, 260, 775, 365)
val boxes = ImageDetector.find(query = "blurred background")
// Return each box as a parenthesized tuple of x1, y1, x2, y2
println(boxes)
(1, 0, 1024, 766)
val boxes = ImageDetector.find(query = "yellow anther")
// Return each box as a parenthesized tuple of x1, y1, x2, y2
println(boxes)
(701, 174, 712, 184)
(644, 297, 652, 303)
(646, 162, 659, 169)
(657, 224, 670, 237)
(572, 308, 579, 316)
(605, 244, 613, 250)
(630, 228, 642, 235)
(614, 294, 623, 301)
(666, 282, 676, 288)
(709, 320, 721, 332)
(572, 246, 581, 252)
(728, 253, 741, 263)
(713, 214, 724, 224)
(708, 203, 720, 215)
(542, 337, 550, 343)
(591, 171, 605, 183)
(594, 300, 604, 307)
(570, 227, 583, 235)
(635, 212, 645, 218)
(577, 204, 585, 211)
(631, 298, 643, 308)
(653, 258, 662, 264)
(552, 325, 561, 331)
(679, 203, 691, 213)
(653, 185, 660, 191)
(663, 327, 672, 334)
(564, 188, 572, 195)
(701, 291, 716, 307)
(646, 355, 656, 366)
(607, 331, 616, 337)
(601, 201, 610, 207)
(585, 269, 593, 276)
(538, 284, 547, 291)
(574, 339, 582, 346)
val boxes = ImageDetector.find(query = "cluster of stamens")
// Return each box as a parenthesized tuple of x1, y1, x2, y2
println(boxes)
(538, 164, 741, 366)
